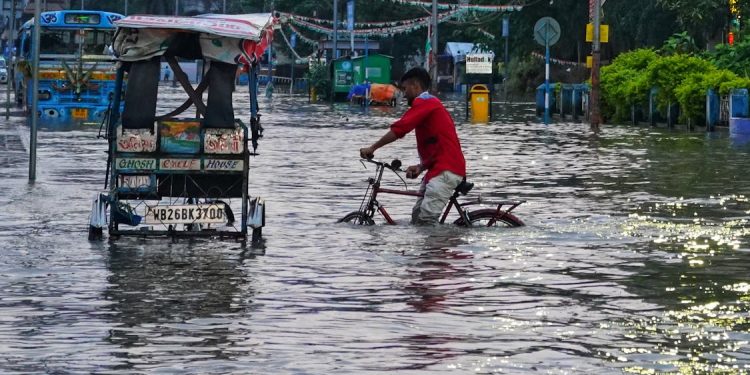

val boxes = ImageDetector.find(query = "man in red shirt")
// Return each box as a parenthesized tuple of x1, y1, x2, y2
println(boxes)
(360, 67, 466, 225)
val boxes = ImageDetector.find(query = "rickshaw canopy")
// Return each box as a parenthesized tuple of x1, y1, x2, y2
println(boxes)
(113, 13, 277, 64)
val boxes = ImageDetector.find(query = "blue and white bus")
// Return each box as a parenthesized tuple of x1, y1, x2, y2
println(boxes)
(15, 10, 124, 126)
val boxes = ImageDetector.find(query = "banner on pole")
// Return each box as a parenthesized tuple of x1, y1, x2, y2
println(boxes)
(347, 0, 354, 31)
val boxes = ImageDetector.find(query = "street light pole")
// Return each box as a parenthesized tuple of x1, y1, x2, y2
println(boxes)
(430, 0, 438, 92)
(503, 14, 510, 102)
(590, 0, 602, 131)
(5, 0, 17, 121)
(30, 0, 41, 181)
(333, 0, 338, 60)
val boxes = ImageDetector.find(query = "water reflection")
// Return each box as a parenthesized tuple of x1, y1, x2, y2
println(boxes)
(103, 240, 254, 371)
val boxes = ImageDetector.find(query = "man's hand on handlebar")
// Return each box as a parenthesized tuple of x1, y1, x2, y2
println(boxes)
(405, 164, 422, 179)
(359, 146, 375, 159)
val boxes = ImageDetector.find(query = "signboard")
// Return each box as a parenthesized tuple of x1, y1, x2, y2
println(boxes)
(465, 53, 494, 75)
(204, 128, 244, 154)
(116, 158, 157, 170)
(205, 159, 244, 172)
(586, 23, 609, 43)
(533, 17, 561, 47)
(144, 204, 227, 225)
(159, 158, 201, 171)
(117, 129, 157, 152)
(117, 175, 156, 193)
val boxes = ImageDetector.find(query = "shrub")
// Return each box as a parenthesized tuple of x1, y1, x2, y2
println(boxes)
(600, 49, 659, 121)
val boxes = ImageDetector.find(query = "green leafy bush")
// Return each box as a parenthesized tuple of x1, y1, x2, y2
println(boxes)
(706, 38, 750, 77)
(601, 47, 750, 125)
(600, 49, 659, 121)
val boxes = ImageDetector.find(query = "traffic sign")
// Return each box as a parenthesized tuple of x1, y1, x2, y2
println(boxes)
(534, 17, 561, 47)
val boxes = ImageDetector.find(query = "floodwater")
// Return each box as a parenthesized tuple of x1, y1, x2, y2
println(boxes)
(1, 85, 750, 374)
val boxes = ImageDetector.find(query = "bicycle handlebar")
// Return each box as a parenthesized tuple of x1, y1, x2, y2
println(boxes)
(361, 158, 402, 172)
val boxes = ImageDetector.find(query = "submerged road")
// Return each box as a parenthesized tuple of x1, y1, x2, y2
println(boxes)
(1, 84, 749, 373)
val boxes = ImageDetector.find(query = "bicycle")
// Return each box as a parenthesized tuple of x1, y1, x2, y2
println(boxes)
(338, 159, 525, 227)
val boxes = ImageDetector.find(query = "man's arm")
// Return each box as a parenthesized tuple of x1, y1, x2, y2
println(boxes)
(359, 99, 436, 159)
(360, 130, 398, 159)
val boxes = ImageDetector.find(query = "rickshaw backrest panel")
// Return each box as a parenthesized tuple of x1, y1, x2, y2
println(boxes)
(165, 33, 203, 60)
(205, 61, 236, 128)
(123, 57, 160, 129)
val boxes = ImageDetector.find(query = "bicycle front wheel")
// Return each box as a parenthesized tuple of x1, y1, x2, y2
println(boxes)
(338, 211, 375, 225)
(454, 209, 525, 227)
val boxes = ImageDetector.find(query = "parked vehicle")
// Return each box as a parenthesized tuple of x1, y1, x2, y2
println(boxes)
(0, 57, 8, 84)
(14, 10, 123, 126)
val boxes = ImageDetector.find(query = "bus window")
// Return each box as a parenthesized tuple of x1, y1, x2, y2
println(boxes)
(38, 29, 114, 55)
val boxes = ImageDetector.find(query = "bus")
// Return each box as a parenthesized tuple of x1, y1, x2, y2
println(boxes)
(14, 10, 124, 126)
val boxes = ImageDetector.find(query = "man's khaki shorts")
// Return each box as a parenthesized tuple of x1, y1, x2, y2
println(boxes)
(411, 170, 464, 225)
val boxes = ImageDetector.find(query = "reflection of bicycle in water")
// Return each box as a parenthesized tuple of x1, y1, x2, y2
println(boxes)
(339, 159, 525, 227)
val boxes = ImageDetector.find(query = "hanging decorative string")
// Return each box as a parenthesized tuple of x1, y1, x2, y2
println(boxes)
(287, 23, 318, 47)
(531, 51, 586, 67)
(478, 28, 496, 40)
(386, 0, 523, 12)
(278, 27, 303, 60)
(280, 11, 434, 28)
(288, 8, 463, 38)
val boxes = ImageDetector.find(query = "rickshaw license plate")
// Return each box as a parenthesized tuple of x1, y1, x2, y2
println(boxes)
(144, 204, 226, 225)
(72, 108, 88, 119)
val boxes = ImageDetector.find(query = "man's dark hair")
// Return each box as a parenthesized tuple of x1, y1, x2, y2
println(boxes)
(400, 67, 431, 90)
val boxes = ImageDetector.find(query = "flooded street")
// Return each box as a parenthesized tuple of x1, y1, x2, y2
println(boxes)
(1, 85, 750, 373)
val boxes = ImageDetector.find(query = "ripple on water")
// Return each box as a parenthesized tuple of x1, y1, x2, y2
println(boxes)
(0, 89, 749, 373)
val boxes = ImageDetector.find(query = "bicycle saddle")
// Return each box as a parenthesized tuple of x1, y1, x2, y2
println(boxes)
(455, 180, 474, 195)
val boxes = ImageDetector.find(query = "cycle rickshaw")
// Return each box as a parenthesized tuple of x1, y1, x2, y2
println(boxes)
(89, 13, 277, 243)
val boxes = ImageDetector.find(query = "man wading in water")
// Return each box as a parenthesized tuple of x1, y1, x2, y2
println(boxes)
(359, 67, 466, 225)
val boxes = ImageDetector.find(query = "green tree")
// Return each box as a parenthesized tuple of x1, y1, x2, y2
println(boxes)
(655, 0, 728, 46)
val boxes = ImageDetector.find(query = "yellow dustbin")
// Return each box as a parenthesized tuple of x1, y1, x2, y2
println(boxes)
(469, 84, 490, 123)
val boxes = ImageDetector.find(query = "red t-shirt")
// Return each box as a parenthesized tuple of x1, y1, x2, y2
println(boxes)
(390, 92, 466, 182)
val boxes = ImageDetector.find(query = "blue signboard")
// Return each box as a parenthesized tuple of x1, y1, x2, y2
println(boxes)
(347, 0, 354, 31)
(291, 32, 297, 48)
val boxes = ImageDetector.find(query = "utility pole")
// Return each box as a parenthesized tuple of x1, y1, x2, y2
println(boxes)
(125, 0, 128, 15)
(30, 0, 41, 181)
(503, 14, 510, 102)
(590, 0, 602, 131)
(347, 0, 354, 56)
(332, 0, 338, 102)
(5, 0, 17, 120)
(223, 0, 226, 13)
(333, 0, 339, 60)
(80, 0, 84, 10)
(430, 0, 438, 92)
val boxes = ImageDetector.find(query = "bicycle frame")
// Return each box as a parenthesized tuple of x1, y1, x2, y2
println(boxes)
(351, 159, 524, 227)
(357, 161, 471, 225)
